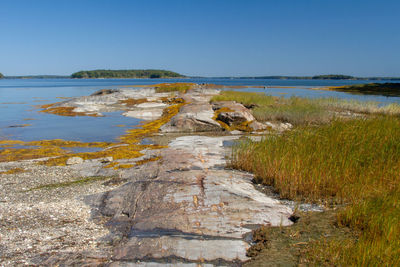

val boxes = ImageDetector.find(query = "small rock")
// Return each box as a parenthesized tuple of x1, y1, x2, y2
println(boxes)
(90, 89, 119, 96)
(249, 121, 269, 131)
(66, 157, 84, 165)
(100, 157, 113, 163)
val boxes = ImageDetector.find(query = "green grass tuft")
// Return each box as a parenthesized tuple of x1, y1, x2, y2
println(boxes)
(28, 176, 115, 191)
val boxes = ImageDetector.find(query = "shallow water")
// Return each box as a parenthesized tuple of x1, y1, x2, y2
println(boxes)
(227, 86, 400, 104)
(0, 78, 399, 143)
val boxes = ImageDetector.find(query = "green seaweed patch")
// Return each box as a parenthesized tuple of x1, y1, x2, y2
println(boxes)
(27, 176, 116, 191)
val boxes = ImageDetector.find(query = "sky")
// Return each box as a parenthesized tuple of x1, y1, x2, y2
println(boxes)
(0, 0, 399, 77)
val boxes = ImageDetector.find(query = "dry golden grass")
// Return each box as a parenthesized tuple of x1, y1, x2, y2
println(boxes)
(153, 82, 195, 93)
(232, 117, 400, 266)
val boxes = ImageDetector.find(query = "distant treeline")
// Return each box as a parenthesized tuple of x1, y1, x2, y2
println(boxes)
(212, 75, 400, 81)
(330, 83, 400, 97)
(4, 75, 70, 79)
(0, 73, 3, 79)
(71, 69, 185, 79)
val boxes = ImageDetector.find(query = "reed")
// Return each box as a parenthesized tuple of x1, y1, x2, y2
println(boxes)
(232, 117, 400, 265)
(212, 91, 400, 126)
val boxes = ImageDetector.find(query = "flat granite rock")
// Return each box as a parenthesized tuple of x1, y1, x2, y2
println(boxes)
(123, 109, 164, 120)
(94, 135, 293, 265)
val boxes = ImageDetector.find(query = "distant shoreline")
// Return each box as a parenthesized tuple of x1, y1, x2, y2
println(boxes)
(2, 74, 400, 81)
(3, 77, 400, 81)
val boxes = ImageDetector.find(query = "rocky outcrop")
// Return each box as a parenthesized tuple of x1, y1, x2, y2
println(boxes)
(161, 102, 223, 132)
(2, 85, 297, 265)
(212, 101, 268, 131)
(160, 89, 224, 133)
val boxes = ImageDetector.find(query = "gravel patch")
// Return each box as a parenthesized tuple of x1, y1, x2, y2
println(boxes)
(0, 160, 119, 265)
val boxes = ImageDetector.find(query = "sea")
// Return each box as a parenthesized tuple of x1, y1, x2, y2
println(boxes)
(0, 78, 399, 143)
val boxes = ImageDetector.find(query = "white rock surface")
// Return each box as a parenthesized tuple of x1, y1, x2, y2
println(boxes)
(66, 157, 84, 165)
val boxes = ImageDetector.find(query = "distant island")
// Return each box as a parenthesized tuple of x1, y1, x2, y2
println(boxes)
(212, 74, 400, 81)
(328, 82, 400, 97)
(4, 75, 70, 79)
(1, 71, 399, 80)
(71, 69, 185, 79)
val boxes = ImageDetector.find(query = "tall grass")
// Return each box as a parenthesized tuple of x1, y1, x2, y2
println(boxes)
(211, 91, 276, 107)
(252, 97, 331, 126)
(212, 91, 400, 126)
(232, 117, 400, 265)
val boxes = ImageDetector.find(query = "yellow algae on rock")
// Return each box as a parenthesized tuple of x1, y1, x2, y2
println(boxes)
(1, 94, 185, 168)
(0, 146, 66, 162)
(134, 156, 162, 167)
(0, 168, 26, 175)
(119, 98, 148, 107)
(39, 103, 101, 117)
(153, 83, 195, 93)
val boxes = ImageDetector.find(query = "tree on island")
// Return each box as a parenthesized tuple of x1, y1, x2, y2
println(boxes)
(312, 74, 354, 80)
(71, 69, 185, 79)
(0, 73, 4, 79)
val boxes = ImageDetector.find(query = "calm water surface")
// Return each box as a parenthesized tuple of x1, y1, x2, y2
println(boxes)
(0, 78, 399, 143)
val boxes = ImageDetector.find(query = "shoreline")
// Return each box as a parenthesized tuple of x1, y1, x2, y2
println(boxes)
(0, 84, 295, 265)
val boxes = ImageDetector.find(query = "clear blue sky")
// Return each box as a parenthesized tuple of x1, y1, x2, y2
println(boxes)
(1, 0, 399, 77)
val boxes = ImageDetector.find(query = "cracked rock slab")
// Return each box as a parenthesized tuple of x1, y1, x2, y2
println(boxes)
(96, 135, 293, 265)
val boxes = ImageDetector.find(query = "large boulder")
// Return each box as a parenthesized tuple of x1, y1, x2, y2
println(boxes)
(161, 103, 223, 133)
(212, 101, 259, 131)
